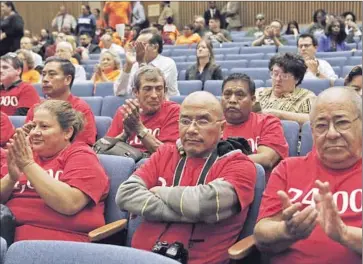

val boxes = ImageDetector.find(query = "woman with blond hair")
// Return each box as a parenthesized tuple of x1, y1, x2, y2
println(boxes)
(15, 49, 41, 84)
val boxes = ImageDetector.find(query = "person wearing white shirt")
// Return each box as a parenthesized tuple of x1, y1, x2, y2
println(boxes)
(114, 29, 179, 97)
(20, 37, 43, 67)
(298, 33, 337, 83)
(131, 1, 146, 27)
(100, 34, 125, 55)
(51, 6, 77, 32)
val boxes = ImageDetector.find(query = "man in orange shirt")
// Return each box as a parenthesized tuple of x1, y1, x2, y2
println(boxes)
(103, 2, 131, 29)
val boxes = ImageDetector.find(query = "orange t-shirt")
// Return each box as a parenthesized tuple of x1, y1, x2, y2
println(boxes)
(163, 24, 179, 41)
(93, 69, 121, 83)
(70, 58, 79, 65)
(103, 2, 131, 28)
(22, 69, 41, 84)
(96, 18, 107, 29)
(175, 33, 201, 45)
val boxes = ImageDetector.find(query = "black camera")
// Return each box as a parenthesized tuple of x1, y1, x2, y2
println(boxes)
(152, 241, 188, 264)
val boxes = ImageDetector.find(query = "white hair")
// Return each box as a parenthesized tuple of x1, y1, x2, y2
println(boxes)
(56, 41, 73, 52)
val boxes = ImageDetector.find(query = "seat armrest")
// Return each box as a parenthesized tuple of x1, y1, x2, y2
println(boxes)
(228, 235, 257, 260)
(88, 219, 128, 242)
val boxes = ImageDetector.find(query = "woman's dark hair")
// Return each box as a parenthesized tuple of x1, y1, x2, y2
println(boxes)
(44, 57, 76, 88)
(184, 24, 194, 31)
(166, 16, 173, 24)
(285, 21, 300, 35)
(3, 1, 17, 13)
(94, 8, 101, 15)
(268, 52, 307, 87)
(82, 4, 91, 14)
(222, 73, 256, 96)
(313, 9, 326, 25)
(341, 11, 356, 22)
(34, 100, 85, 143)
(344, 65, 362, 86)
(297, 33, 318, 47)
(139, 29, 163, 54)
(326, 17, 347, 44)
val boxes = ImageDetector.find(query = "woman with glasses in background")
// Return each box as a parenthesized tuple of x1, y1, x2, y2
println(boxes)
(255, 53, 316, 126)
(344, 65, 362, 96)
(317, 17, 349, 52)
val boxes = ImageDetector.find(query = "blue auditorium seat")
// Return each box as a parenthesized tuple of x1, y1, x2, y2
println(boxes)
(300, 121, 313, 156)
(254, 80, 265, 88)
(100, 96, 129, 118)
(32, 83, 43, 96)
(342, 65, 355, 78)
(316, 51, 353, 58)
(323, 57, 347, 68)
(219, 42, 250, 48)
(264, 53, 276, 60)
(240, 46, 276, 54)
(346, 42, 357, 50)
(334, 78, 345, 86)
(332, 66, 341, 78)
(348, 56, 362, 66)
(89, 54, 101, 60)
(214, 47, 240, 55)
(178, 69, 186, 80)
(95, 82, 114, 97)
(169, 95, 186, 104)
(225, 53, 264, 61)
(177, 80, 203, 95)
(82, 59, 99, 65)
(82, 96, 103, 116)
(281, 120, 300, 157)
(248, 60, 269, 68)
(230, 68, 270, 82)
(72, 81, 94, 97)
(9, 116, 26, 128)
(161, 49, 171, 57)
(1, 237, 7, 264)
(171, 49, 195, 57)
(218, 60, 248, 69)
(171, 56, 187, 63)
(204, 80, 224, 96)
(175, 62, 194, 72)
(278, 46, 298, 53)
(95, 116, 112, 140)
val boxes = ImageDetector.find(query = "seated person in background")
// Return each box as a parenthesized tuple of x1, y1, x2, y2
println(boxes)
(193, 16, 208, 38)
(55, 42, 86, 83)
(25, 57, 96, 146)
(247, 13, 266, 38)
(107, 66, 179, 154)
(307, 9, 327, 38)
(20, 37, 43, 68)
(205, 17, 232, 43)
(91, 50, 121, 83)
(254, 87, 362, 264)
(0, 100, 109, 242)
(285, 21, 300, 38)
(185, 39, 223, 84)
(298, 33, 337, 82)
(65, 35, 83, 64)
(15, 49, 41, 84)
(0, 111, 15, 147)
(252, 19, 287, 48)
(162, 17, 179, 44)
(221, 73, 288, 177)
(344, 65, 362, 96)
(114, 28, 179, 97)
(255, 53, 316, 126)
(78, 33, 101, 55)
(99, 27, 123, 48)
(116, 91, 256, 264)
(341, 11, 362, 43)
(100, 34, 125, 54)
(121, 24, 134, 47)
(317, 18, 349, 52)
(0, 53, 40, 116)
(45, 32, 67, 59)
(175, 24, 201, 45)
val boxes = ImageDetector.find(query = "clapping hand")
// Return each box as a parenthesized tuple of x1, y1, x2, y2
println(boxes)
(121, 99, 143, 134)
(278, 190, 318, 240)
(7, 129, 34, 171)
(133, 41, 147, 64)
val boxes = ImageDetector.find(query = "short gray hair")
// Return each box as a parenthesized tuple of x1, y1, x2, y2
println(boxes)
(132, 65, 166, 92)
(100, 50, 122, 69)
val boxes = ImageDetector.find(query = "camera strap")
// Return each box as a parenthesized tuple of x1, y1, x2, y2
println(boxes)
(155, 149, 219, 247)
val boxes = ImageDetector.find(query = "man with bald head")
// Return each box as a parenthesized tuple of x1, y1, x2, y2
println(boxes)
(254, 87, 362, 264)
(116, 91, 256, 264)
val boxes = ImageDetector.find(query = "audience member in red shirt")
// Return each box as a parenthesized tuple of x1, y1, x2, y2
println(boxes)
(1, 100, 109, 242)
(0, 111, 15, 147)
(116, 92, 256, 264)
(107, 65, 180, 153)
(221, 73, 288, 178)
(24, 57, 96, 146)
(0, 54, 40, 116)
(254, 88, 362, 264)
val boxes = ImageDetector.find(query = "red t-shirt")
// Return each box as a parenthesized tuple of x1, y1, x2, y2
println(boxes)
(257, 150, 362, 264)
(0, 147, 6, 168)
(0, 142, 109, 242)
(132, 144, 257, 264)
(0, 82, 40, 116)
(26, 94, 97, 146)
(107, 101, 180, 152)
(0, 111, 15, 146)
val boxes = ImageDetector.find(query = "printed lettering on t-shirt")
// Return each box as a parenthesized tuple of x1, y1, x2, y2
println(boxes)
(288, 187, 362, 214)
(0, 96, 18, 107)
(247, 136, 260, 153)
(130, 128, 161, 145)
(14, 169, 63, 194)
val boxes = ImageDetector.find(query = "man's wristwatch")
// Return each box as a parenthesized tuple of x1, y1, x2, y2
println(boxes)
(137, 128, 149, 140)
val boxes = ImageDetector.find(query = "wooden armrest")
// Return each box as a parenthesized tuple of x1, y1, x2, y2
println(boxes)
(228, 235, 257, 260)
(88, 219, 128, 242)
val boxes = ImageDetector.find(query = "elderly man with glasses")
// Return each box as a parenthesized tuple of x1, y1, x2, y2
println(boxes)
(254, 87, 362, 264)
(116, 91, 256, 264)
(255, 53, 317, 126)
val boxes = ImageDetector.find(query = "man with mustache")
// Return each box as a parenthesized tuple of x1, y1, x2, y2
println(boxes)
(221, 73, 288, 179)
(106, 65, 179, 154)
(254, 87, 362, 264)
(116, 91, 256, 264)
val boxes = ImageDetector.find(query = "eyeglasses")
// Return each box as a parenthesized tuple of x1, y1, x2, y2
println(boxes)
(298, 44, 313, 49)
(312, 116, 360, 135)
(179, 118, 223, 128)
(270, 71, 294, 80)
